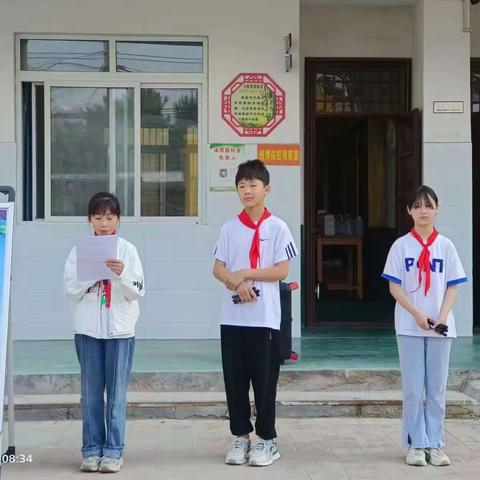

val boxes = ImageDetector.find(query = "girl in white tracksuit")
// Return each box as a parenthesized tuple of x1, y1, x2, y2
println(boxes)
(382, 185, 466, 467)
(64, 192, 144, 474)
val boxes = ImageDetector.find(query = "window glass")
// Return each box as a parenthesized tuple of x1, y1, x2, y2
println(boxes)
(141, 88, 198, 216)
(21, 39, 109, 72)
(117, 41, 203, 73)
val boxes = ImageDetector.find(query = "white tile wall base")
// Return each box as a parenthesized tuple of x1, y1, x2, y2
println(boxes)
(13, 257, 68, 293)
(12, 323, 74, 340)
(12, 320, 302, 340)
(11, 291, 66, 319)
(12, 288, 301, 340)
(141, 291, 221, 331)
(142, 322, 221, 339)
(11, 222, 301, 340)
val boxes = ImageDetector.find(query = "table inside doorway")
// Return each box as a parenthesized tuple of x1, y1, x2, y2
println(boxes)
(317, 235, 363, 300)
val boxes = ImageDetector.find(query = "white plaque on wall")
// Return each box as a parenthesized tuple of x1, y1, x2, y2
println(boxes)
(433, 101, 464, 114)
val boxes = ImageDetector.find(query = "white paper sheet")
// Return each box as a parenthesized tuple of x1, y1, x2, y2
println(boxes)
(76, 235, 119, 282)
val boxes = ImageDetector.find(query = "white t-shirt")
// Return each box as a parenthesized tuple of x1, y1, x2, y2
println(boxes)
(382, 233, 467, 338)
(214, 214, 298, 330)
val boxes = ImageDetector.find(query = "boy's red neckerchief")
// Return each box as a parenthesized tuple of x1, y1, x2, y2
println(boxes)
(238, 209, 271, 269)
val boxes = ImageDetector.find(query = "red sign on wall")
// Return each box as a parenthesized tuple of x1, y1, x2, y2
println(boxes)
(221, 73, 286, 137)
(257, 144, 300, 166)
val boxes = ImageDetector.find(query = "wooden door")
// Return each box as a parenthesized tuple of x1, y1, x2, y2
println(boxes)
(395, 109, 422, 235)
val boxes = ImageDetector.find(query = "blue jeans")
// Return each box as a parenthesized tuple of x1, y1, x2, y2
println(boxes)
(75, 334, 135, 459)
(397, 335, 452, 449)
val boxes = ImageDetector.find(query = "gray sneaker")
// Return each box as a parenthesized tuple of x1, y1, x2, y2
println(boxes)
(426, 448, 451, 466)
(406, 447, 427, 466)
(99, 456, 124, 473)
(225, 437, 251, 465)
(80, 455, 101, 472)
(249, 438, 280, 467)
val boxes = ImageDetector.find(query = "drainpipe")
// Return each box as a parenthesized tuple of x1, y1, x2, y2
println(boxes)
(464, 0, 472, 33)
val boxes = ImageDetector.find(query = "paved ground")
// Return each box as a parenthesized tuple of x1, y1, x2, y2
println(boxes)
(3, 418, 480, 479)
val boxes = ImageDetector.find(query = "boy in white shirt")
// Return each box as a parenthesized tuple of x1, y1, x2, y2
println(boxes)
(213, 159, 298, 467)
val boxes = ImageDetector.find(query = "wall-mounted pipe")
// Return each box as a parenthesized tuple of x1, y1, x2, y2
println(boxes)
(464, 0, 472, 32)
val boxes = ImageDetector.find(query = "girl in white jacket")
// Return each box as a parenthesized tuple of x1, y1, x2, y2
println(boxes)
(64, 192, 144, 474)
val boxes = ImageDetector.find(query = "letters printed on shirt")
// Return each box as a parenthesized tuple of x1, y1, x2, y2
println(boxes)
(404, 257, 444, 273)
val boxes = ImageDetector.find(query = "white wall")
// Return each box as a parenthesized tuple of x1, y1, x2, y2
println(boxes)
(301, 5, 414, 59)
(415, 0, 472, 336)
(416, 1, 471, 144)
(0, 0, 301, 339)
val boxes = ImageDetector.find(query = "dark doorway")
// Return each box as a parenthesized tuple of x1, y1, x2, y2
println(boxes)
(471, 59, 480, 328)
(304, 58, 421, 327)
(473, 112, 479, 328)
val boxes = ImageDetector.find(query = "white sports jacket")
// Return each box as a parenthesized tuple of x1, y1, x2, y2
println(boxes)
(64, 237, 145, 338)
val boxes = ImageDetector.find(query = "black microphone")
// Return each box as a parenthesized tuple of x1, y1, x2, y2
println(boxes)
(427, 319, 448, 337)
(232, 287, 260, 304)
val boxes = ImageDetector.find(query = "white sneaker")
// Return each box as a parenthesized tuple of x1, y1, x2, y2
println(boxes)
(426, 448, 451, 466)
(80, 455, 101, 472)
(225, 437, 251, 465)
(249, 438, 280, 467)
(406, 447, 427, 466)
(99, 456, 124, 473)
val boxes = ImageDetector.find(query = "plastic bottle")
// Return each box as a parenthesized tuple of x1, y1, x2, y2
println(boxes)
(355, 216, 364, 236)
(345, 214, 352, 235)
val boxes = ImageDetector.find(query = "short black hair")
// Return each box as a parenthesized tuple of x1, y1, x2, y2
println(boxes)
(235, 159, 270, 187)
(407, 185, 439, 209)
(87, 192, 121, 219)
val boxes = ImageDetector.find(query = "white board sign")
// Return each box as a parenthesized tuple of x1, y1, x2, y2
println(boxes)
(433, 101, 464, 114)
(209, 144, 247, 192)
(209, 143, 259, 192)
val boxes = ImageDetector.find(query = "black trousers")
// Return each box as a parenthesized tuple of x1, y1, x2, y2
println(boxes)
(220, 325, 280, 440)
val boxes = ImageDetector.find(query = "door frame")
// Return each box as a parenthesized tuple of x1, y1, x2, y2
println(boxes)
(471, 58, 480, 328)
(304, 58, 413, 328)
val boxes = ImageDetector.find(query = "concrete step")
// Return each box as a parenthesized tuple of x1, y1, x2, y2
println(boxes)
(12, 369, 480, 394)
(463, 380, 480, 401)
(5, 390, 480, 421)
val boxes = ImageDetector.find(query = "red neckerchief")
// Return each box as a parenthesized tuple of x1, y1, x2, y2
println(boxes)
(410, 227, 439, 296)
(102, 280, 112, 309)
(95, 229, 116, 309)
(238, 208, 271, 269)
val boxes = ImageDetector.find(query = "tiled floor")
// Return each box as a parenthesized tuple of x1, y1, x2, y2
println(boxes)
(13, 329, 480, 375)
(4, 418, 480, 479)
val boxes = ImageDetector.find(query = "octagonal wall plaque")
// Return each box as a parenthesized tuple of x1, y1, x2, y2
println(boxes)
(221, 73, 286, 137)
